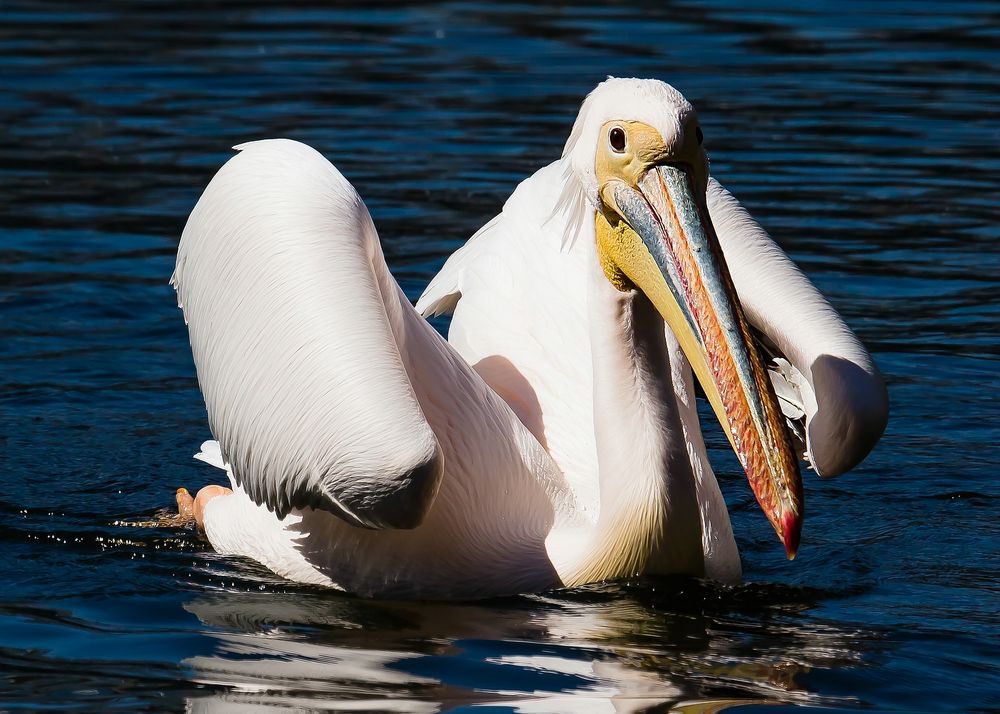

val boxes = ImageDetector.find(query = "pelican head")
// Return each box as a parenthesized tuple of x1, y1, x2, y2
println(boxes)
(565, 78, 803, 557)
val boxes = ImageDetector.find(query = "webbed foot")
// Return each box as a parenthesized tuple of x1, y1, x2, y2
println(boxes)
(176, 485, 233, 530)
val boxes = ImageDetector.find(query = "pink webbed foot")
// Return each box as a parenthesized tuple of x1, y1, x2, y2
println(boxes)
(175, 485, 232, 530)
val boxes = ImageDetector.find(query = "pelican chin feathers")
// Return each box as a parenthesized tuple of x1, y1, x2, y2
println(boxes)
(172, 78, 887, 599)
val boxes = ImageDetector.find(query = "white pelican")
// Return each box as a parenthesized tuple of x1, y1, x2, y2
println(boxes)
(171, 78, 887, 599)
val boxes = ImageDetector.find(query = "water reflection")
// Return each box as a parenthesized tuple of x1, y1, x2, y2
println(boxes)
(180, 578, 868, 712)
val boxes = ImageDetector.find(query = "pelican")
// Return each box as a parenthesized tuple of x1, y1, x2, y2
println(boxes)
(171, 78, 887, 599)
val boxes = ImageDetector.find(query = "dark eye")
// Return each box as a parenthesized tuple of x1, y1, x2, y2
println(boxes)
(695, 126, 704, 145)
(609, 126, 626, 153)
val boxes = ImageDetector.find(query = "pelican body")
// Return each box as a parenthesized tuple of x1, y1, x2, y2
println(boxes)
(172, 79, 887, 599)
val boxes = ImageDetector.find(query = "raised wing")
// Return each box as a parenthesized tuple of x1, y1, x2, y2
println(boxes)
(708, 178, 889, 477)
(172, 139, 442, 527)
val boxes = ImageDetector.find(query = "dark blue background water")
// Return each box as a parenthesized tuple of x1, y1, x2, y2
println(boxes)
(2, 1, 998, 711)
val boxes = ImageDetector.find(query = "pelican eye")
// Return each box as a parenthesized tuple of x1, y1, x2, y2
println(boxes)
(696, 126, 704, 145)
(609, 126, 626, 153)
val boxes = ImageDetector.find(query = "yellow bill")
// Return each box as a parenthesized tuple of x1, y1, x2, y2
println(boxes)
(597, 162, 803, 558)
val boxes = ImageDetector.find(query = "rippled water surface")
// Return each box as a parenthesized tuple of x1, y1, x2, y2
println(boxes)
(2, 1, 998, 711)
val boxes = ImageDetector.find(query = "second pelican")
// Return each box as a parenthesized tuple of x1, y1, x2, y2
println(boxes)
(172, 78, 888, 598)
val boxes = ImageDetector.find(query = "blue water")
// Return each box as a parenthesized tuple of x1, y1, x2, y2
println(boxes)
(2, 1, 998, 711)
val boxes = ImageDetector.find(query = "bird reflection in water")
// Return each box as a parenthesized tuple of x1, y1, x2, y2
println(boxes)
(181, 577, 866, 712)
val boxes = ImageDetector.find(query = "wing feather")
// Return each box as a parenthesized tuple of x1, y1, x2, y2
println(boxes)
(709, 178, 888, 476)
(173, 140, 442, 525)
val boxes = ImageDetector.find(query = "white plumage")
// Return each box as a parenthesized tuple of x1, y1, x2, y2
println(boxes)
(172, 78, 887, 599)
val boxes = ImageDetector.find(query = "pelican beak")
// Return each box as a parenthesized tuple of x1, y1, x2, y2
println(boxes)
(598, 164, 803, 558)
